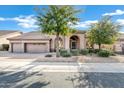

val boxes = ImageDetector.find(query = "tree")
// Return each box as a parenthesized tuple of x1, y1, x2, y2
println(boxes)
(87, 25, 96, 49)
(87, 16, 121, 50)
(36, 6, 80, 57)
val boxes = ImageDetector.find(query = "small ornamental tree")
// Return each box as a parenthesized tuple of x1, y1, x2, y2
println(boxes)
(87, 16, 121, 50)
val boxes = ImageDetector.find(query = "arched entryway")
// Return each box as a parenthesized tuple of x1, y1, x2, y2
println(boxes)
(54, 37, 63, 51)
(70, 35, 80, 49)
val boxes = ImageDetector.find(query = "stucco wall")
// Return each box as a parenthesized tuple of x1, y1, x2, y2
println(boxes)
(0, 32, 22, 49)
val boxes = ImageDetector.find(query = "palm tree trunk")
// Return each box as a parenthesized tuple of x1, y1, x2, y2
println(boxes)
(56, 33, 60, 57)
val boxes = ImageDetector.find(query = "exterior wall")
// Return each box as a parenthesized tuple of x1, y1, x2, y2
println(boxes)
(0, 32, 22, 49)
(113, 40, 124, 52)
(48, 33, 86, 51)
(64, 33, 86, 50)
(8, 33, 86, 53)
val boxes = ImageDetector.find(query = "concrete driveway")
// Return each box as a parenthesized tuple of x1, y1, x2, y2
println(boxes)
(0, 61, 124, 88)
(0, 51, 124, 88)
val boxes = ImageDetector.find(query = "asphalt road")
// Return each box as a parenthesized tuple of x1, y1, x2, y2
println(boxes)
(0, 71, 124, 88)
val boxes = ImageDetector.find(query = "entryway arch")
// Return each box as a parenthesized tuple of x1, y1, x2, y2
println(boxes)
(70, 35, 80, 49)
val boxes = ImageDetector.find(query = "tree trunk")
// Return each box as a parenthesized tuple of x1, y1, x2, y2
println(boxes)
(56, 33, 60, 57)
(98, 43, 101, 50)
(91, 44, 94, 49)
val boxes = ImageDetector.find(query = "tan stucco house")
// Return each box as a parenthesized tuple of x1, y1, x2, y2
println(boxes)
(7, 30, 124, 53)
(7, 31, 86, 53)
(0, 30, 22, 50)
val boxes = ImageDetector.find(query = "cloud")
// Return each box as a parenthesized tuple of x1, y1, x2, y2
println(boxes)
(0, 15, 38, 29)
(73, 20, 98, 28)
(116, 19, 124, 25)
(0, 17, 5, 21)
(103, 9, 124, 16)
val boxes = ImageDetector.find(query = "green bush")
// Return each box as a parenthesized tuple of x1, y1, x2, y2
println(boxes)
(88, 48, 100, 53)
(60, 49, 71, 57)
(70, 49, 80, 56)
(88, 48, 95, 53)
(110, 51, 116, 56)
(2, 44, 9, 51)
(80, 49, 89, 55)
(61, 52, 71, 57)
(97, 50, 111, 57)
(94, 49, 100, 53)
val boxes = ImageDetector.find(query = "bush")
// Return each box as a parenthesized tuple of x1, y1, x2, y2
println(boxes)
(94, 49, 100, 53)
(97, 50, 111, 57)
(110, 51, 116, 56)
(70, 49, 79, 56)
(60, 49, 71, 57)
(80, 49, 89, 55)
(88, 48, 100, 53)
(88, 48, 95, 53)
(45, 54, 52, 57)
(2, 44, 9, 51)
(62, 52, 71, 57)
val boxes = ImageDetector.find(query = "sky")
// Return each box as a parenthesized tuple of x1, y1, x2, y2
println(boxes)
(0, 5, 124, 32)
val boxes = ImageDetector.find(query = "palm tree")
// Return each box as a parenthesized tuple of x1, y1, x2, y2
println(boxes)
(36, 6, 80, 57)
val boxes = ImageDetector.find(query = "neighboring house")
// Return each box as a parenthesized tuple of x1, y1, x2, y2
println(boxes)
(7, 31, 86, 53)
(0, 30, 22, 50)
(113, 33, 124, 52)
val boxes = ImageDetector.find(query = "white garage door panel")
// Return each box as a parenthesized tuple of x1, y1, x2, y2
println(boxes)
(13, 43, 22, 52)
(26, 43, 48, 53)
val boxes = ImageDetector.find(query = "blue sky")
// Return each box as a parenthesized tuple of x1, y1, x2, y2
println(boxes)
(0, 5, 124, 32)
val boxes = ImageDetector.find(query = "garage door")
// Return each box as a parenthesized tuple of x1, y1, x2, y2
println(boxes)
(13, 43, 22, 53)
(26, 43, 48, 53)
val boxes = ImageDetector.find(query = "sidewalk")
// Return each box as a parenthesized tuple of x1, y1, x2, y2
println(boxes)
(0, 61, 124, 73)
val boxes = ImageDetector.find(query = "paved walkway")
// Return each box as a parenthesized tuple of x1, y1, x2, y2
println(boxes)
(0, 61, 124, 73)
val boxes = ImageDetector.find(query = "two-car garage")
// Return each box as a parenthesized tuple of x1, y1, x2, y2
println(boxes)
(8, 32, 51, 53)
(11, 42, 50, 53)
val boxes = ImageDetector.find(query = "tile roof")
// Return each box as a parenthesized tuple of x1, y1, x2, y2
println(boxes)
(0, 30, 20, 36)
(7, 30, 86, 40)
(8, 31, 51, 40)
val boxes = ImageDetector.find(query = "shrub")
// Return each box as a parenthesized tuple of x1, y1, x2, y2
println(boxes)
(97, 50, 111, 57)
(61, 52, 71, 57)
(2, 44, 9, 51)
(60, 49, 68, 56)
(70, 49, 79, 56)
(88, 48, 95, 53)
(80, 49, 89, 55)
(110, 51, 116, 56)
(60, 49, 71, 57)
(94, 49, 100, 53)
(45, 54, 52, 57)
(88, 48, 100, 54)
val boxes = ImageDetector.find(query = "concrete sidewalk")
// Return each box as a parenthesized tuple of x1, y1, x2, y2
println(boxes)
(0, 61, 124, 73)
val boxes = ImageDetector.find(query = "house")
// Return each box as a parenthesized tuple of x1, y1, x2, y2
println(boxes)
(7, 31, 86, 53)
(113, 33, 124, 52)
(7, 30, 124, 53)
(0, 30, 22, 50)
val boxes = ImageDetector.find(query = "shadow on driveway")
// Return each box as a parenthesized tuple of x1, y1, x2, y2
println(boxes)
(0, 71, 50, 88)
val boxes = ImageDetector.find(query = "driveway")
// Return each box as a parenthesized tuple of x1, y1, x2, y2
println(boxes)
(1, 71, 124, 88)
(0, 51, 124, 88)
(0, 61, 124, 88)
